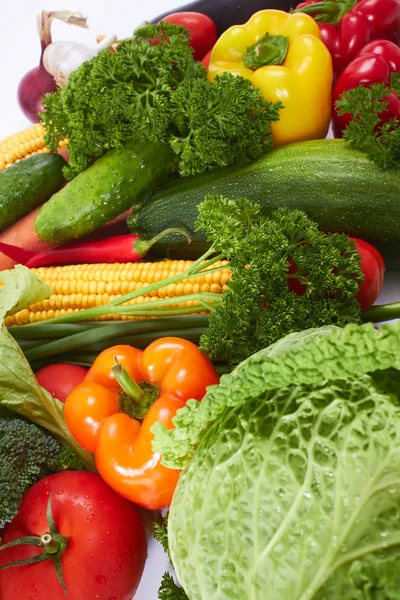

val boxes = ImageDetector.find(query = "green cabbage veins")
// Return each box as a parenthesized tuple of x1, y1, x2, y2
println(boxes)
(156, 323, 400, 599)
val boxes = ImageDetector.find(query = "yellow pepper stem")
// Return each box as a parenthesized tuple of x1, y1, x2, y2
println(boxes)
(244, 33, 289, 69)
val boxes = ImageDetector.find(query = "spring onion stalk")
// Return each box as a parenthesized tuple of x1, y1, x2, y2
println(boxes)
(24, 326, 207, 361)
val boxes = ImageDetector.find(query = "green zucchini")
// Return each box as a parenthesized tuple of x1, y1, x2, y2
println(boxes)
(34, 141, 177, 244)
(130, 139, 400, 268)
(0, 153, 66, 232)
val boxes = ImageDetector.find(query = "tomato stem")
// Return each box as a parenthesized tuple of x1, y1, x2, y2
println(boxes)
(0, 495, 69, 596)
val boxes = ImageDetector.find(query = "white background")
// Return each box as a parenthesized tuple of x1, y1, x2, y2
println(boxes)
(1, 2, 400, 598)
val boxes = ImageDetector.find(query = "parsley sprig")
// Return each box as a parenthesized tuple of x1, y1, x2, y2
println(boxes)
(336, 83, 400, 169)
(197, 196, 362, 363)
(41, 22, 281, 179)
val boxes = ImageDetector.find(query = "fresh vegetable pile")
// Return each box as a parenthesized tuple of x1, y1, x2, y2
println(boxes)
(1, 1, 400, 598)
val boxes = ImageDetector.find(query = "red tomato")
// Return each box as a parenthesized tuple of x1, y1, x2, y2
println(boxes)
(350, 237, 386, 310)
(0, 471, 147, 600)
(36, 363, 88, 402)
(159, 12, 218, 61)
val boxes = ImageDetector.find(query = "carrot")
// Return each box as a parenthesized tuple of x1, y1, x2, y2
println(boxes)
(0, 207, 54, 270)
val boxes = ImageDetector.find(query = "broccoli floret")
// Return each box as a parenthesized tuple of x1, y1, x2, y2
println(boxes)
(0, 417, 83, 532)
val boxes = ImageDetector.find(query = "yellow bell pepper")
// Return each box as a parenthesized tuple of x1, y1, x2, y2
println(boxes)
(208, 10, 333, 146)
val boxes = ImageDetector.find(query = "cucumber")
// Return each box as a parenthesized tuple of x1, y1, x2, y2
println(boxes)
(0, 153, 66, 232)
(34, 141, 177, 244)
(131, 139, 400, 268)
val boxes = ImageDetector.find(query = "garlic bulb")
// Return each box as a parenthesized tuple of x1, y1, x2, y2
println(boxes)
(44, 34, 117, 88)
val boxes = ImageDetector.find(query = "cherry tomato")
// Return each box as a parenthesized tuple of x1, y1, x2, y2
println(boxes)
(159, 12, 218, 61)
(350, 237, 385, 310)
(36, 363, 88, 402)
(0, 471, 147, 600)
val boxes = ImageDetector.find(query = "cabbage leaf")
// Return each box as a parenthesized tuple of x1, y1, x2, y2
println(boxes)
(159, 322, 400, 599)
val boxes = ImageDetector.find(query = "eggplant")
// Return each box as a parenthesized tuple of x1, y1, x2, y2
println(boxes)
(152, 0, 296, 35)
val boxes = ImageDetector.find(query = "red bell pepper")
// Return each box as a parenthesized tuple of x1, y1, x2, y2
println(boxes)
(332, 39, 400, 136)
(295, 0, 400, 76)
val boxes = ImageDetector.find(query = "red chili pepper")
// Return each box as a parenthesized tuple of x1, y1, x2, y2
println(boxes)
(295, 0, 400, 76)
(0, 228, 189, 268)
(332, 39, 400, 136)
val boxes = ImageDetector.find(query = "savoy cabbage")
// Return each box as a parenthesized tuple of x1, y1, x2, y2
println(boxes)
(154, 322, 400, 599)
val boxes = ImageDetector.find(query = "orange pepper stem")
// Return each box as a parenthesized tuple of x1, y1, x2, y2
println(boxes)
(112, 360, 160, 420)
(244, 32, 289, 69)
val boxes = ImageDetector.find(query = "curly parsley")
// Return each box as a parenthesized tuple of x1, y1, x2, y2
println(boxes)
(197, 196, 363, 363)
(336, 83, 400, 170)
(42, 22, 281, 179)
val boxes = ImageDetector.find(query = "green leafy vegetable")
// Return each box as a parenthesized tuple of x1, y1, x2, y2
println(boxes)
(0, 266, 95, 471)
(336, 83, 400, 169)
(0, 416, 84, 533)
(196, 196, 362, 363)
(155, 321, 400, 600)
(153, 513, 171, 560)
(42, 23, 281, 179)
(158, 573, 189, 599)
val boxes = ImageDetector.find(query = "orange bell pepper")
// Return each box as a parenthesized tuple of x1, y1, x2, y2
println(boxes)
(64, 338, 219, 510)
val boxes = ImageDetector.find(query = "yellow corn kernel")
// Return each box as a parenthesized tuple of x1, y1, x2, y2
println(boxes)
(0, 124, 69, 171)
(5, 260, 231, 326)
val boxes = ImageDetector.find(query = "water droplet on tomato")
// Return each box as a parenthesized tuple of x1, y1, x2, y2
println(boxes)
(85, 494, 90, 499)
(96, 575, 107, 584)
(86, 514, 95, 522)
(57, 490, 63, 495)
(87, 536, 94, 541)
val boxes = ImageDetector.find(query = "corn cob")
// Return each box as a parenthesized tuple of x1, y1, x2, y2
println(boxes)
(5, 260, 231, 326)
(0, 124, 69, 172)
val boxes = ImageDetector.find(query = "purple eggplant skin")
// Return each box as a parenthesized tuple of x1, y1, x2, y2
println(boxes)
(152, 0, 295, 35)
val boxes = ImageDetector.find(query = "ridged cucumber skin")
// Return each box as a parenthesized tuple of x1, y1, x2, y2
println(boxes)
(34, 141, 177, 244)
(132, 139, 400, 267)
(0, 154, 66, 232)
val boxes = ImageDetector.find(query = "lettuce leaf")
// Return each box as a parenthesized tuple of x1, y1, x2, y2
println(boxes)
(0, 266, 95, 470)
(166, 323, 400, 599)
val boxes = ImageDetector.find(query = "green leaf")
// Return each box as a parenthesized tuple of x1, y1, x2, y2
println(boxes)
(153, 322, 400, 469)
(168, 373, 400, 599)
(337, 83, 400, 169)
(0, 266, 95, 470)
(0, 264, 52, 317)
(158, 573, 189, 599)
